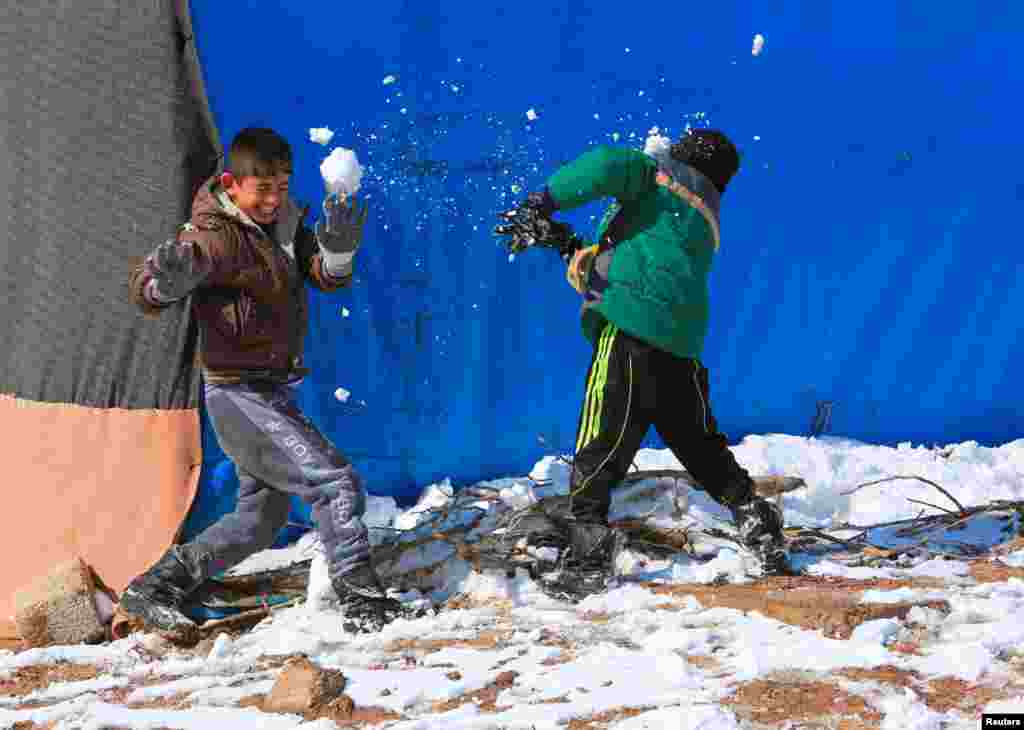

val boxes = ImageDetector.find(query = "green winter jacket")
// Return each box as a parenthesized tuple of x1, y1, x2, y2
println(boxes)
(546, 145, 723, 360)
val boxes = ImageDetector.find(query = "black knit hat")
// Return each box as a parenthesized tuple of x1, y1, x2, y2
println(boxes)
(669, 128, 741, 195)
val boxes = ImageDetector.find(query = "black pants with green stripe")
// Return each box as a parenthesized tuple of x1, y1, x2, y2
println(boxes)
(570, 322, 755, 521)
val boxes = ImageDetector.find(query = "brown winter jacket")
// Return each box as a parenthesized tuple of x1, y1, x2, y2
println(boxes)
(130, 176, 349, 383)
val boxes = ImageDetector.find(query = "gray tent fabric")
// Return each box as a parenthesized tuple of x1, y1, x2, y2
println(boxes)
(0, 0, 221, 641)
(0, 0, 220, 408)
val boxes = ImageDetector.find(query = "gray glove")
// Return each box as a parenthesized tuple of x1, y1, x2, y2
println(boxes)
(315, 193, 368, 277)
(147, 239, 210, 303)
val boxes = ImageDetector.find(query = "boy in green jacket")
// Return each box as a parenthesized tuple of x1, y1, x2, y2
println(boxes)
(496, 129, 793, 585)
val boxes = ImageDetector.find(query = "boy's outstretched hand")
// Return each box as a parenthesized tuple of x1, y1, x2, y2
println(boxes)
(149, 240, 210, 303)
(316, 194, 368, 256)
(494, 191, 583, 261)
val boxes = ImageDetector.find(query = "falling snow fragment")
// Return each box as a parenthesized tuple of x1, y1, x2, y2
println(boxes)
(308, 127, 334, 146)
(752, 33, 765, 56)
(382, 74, 397, 85)
(526, 108, 538, 121)
(334, 387, 350, 402)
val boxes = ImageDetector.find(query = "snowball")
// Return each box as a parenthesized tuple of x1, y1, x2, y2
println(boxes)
(320, 148, 364, 197)
(334, 387, 350, 402)
(382, 74, 397, 85)
(526, 108, 538, 121)
(341, 307, 350, 318)
(752, 33, 765, 56)
(643, 131, 673, 164)
(308, 127, 334, 146)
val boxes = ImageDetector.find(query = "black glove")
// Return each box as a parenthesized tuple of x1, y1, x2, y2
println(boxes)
(148, 239, 210, 303)
(494, 190, 584, 261)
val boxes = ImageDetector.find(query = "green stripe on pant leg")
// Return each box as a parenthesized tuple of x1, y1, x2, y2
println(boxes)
(586, 324, 617, 448)
(580, 323, 618, 452)
(575, 324, 613, 453)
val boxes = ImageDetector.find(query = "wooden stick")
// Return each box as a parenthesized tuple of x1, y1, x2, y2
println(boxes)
(905, 498, 960, 516)
(840, 475, 966, 514)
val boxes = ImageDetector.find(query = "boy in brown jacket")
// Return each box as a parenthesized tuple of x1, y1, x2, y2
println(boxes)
(126, 127, 407, 637)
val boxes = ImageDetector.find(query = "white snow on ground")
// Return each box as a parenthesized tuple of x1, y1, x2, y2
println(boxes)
(3, 435, 1024, 728)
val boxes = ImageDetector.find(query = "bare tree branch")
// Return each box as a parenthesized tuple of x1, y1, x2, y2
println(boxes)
(841, 475, 966, 513)
(905, 498, 960, 516)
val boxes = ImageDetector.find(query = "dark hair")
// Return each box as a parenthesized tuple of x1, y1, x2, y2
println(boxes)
(227, 127, 293, 179)
(669, 128, 740, 195)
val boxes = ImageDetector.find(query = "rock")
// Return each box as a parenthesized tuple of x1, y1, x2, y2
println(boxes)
(13, 558, 106, 647)
(494, 670, 518, 688)
(322, 694, 355, 722)
(264, 656, 347, 715)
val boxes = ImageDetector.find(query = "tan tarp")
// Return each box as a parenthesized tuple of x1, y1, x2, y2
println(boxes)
(0, 395, 200, 644)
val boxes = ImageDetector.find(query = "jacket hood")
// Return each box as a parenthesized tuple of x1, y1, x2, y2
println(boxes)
(191, 175, 305, 243)
(646, 152, 722, 251)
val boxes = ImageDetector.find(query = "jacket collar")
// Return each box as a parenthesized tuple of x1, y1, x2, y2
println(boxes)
(193, 176, 303, 245)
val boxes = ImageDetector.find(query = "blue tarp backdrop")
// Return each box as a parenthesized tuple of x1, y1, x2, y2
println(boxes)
(181, 0, 1023, 541)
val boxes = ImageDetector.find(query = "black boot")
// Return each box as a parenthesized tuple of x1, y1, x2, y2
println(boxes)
(119, 544, 212, 642)
(332, 564, 410, 634)
(730, 498, 797, 576)
(532, 496, 624, 601)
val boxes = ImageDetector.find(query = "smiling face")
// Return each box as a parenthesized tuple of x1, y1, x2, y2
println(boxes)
(221, 171, 290, 225)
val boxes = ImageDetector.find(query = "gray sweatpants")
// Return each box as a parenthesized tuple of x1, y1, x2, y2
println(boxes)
(193, 380, 370, 583)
